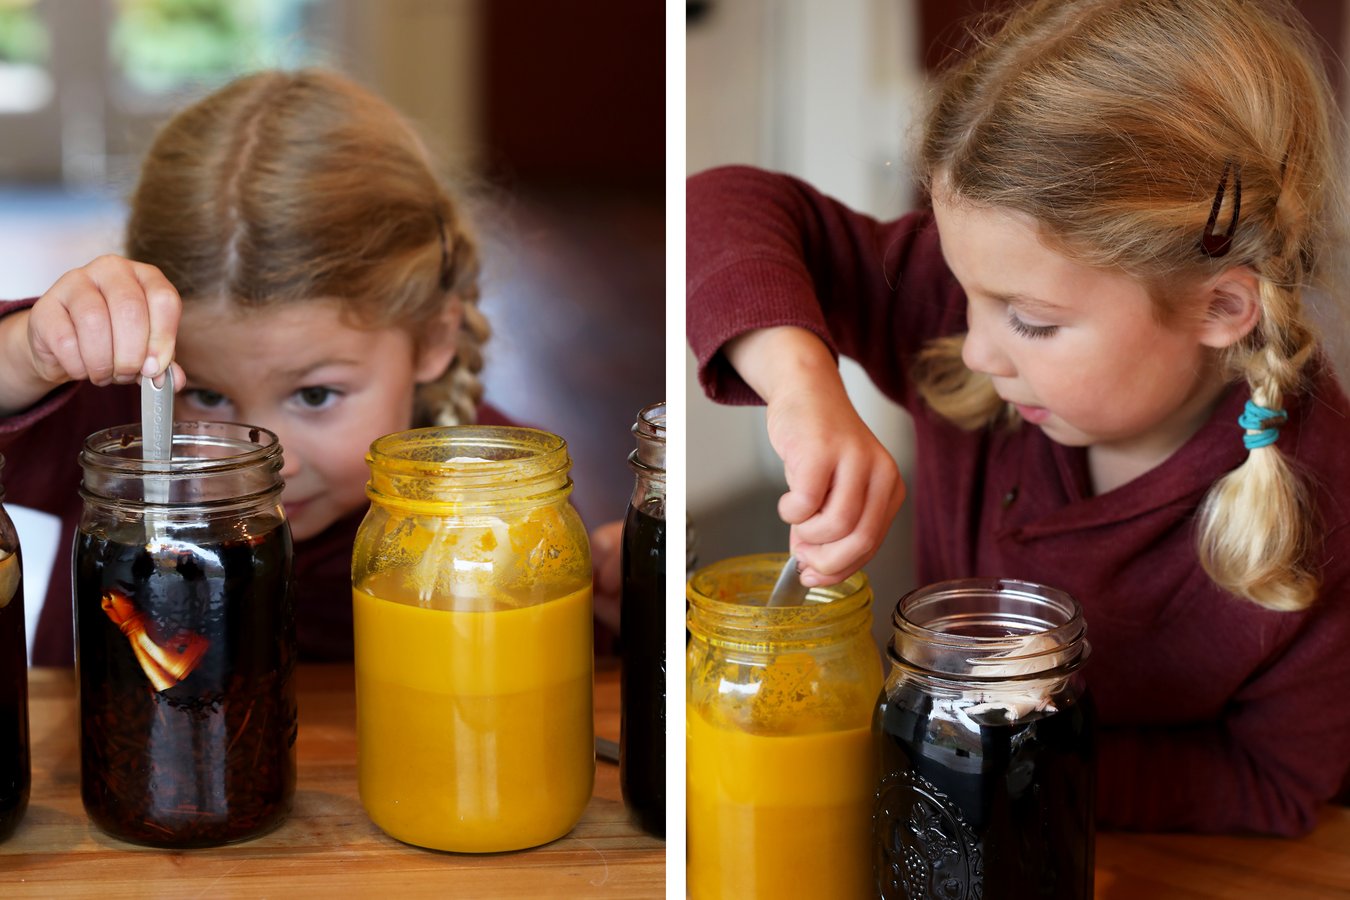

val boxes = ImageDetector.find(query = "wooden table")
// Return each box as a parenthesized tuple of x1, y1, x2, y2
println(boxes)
(0, 665, 666, 898)
(1094, 807, 1350, 898)
(7, 663, 1349, 900)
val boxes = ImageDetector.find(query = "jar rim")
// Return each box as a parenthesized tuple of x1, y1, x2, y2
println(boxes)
(889, 577, 1088, 679)
(634, 401, 666, 438)
(365, 425, 573, 509)
(81, 421, 281, 476)
(687, 552, 872, 645)
(368, 426, 567, 476)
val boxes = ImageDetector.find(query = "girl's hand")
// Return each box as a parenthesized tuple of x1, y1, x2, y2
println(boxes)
(2, 255, 184, 412)
(590, 519, 623, 636)
(727, 326, 905, 587)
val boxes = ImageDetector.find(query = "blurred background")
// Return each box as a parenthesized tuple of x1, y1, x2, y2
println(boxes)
(0, 0, 664, 652)
(686, 0, 1350, 650)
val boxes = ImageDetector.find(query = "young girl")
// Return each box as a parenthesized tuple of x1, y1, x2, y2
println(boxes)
(0, 68, 618, 663)
(688, 0, 1350, 835)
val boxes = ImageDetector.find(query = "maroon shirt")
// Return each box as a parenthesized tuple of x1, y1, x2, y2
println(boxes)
(688, 165, 1350, 835)
(0, 298, 518, 665)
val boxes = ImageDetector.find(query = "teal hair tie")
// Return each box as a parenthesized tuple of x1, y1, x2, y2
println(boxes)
(1238, 400, 1286, 450)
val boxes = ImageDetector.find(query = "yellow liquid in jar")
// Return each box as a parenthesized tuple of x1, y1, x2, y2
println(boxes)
(686, 709, 876, 899)
(353, 576, 594, 852)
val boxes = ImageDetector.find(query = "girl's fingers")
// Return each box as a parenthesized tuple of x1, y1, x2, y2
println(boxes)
(793, 454, 869, 546)
(76, 260, 159, 388)
(778, 455, 833, 524)
(29, 258, 182, 387)
(63, 275, 128, 386)
(794, 464, 906, 585)
(28, 300, 84, 383)
(132, 262, 181, 378)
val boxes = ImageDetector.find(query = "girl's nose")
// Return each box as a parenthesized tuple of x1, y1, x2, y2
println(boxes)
(261, 423, 302, 480)
(961, 304, 1014, 378)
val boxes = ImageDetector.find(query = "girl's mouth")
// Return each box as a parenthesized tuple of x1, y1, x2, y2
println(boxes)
(1014, 403, 1051, 425)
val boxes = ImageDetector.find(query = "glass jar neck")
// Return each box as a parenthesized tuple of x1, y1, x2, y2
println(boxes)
(630, 400, 666, 474)
(366, 425, 573, 513)
(687, 553, 872, 652)
(79, 421, 284, 513)
(887, 578, 1089, 684)
(628, 401, 666, 516)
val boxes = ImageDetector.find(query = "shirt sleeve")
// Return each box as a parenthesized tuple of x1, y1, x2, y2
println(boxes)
(686, 165, 965, 409)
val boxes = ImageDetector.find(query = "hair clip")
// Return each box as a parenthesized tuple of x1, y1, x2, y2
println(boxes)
(1199, 159, 1242, 259)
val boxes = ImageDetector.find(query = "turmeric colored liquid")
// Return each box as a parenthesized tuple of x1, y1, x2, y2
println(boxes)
(353, 576, 594, 852)
(686, 710, 876, 899)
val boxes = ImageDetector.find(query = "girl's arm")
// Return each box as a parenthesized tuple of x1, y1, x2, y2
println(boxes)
(723, 325, 903, 585)
(687, 165, 956, 585)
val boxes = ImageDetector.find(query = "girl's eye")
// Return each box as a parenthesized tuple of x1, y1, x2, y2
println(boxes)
(184, 388, 229, 409)
(296, 386, 339, 408)
(1007, 311, 1059, 339)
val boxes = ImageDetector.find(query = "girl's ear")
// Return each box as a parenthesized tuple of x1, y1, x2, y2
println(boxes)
(413, 296, 464, 383)
(1197, 266, 1262, 349)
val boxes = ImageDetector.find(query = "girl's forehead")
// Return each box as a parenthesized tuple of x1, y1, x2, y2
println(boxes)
(183, 295, 344, 325)
(177, 298, 411, 368)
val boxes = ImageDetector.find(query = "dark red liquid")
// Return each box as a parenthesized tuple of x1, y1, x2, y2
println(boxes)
(74, 523, 296, 847)
(620, 501, 665, 837)
(874, 683, 1095, 899)
(0, 554, 29, 842)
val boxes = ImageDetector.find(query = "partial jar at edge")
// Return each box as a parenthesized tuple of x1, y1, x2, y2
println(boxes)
(352, 425, 594, 853)
(621, 400, 666, 838)
(75, 422, 296, 848)
(0, 455, 28, 843)
(874, 578, 1096, 900)
(687, 553, 883, 900)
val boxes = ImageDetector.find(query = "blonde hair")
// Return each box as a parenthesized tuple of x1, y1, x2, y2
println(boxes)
(915, 0, 1343, 611)
(126, 68, 490, 427)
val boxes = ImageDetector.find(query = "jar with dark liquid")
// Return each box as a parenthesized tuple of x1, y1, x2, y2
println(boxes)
(621, 400, 665, 837)
(874, 579, 1095, 899)
(75, 422, 295, 847)
(0, 455, 28, 842)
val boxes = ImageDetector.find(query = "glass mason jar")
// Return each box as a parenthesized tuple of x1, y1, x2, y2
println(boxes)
(0, 456, 28, 843)
(352, 425, 594, 852)
(874, 578, 1096, 900)
(75, 422, 295, 847)
(687, 553, 883, 900)
(621, 400, 665, 837)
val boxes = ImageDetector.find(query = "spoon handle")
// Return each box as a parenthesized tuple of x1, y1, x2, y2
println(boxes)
(140, 370, 174, 530)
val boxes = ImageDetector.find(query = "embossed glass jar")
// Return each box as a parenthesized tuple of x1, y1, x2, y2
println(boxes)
(873, 578, 1095, 900)
(687, 554, 883, 899)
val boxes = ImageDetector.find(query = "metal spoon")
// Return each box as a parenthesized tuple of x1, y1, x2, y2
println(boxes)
(767, 554, 810, 607)
(140, 368, 174, 543)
